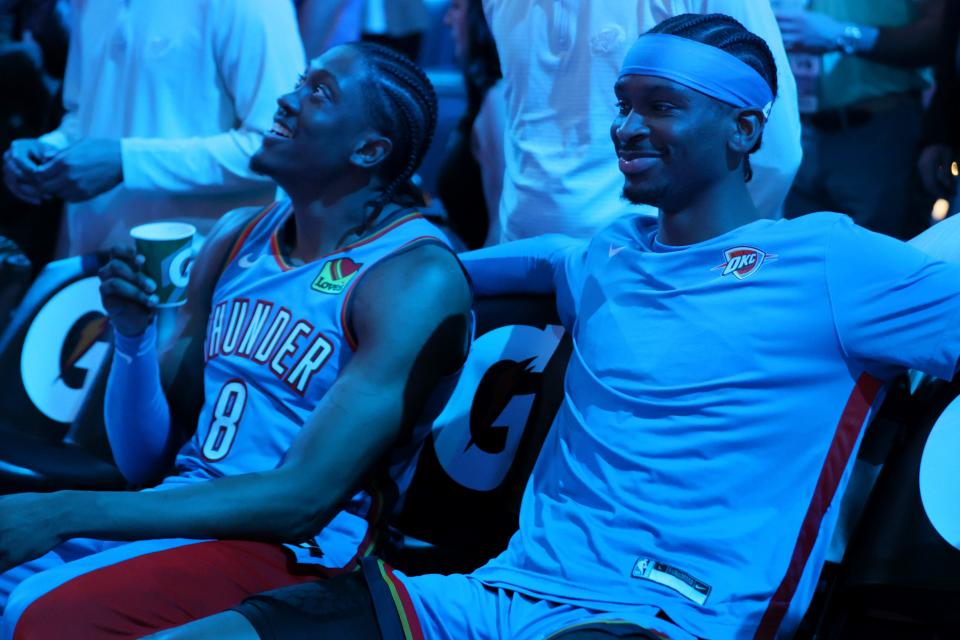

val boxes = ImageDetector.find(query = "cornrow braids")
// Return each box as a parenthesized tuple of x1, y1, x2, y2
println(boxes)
(648, 13, 779, 182)
(349, 42, 439, 236)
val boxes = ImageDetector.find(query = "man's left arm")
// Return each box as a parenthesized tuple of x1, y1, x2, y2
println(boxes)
(0, 246, 471, 569)
(34, 0, 306, 202)
(907, 214, 960, 264)
(827, 216, 960, 381)
(118, 0, 306, 194)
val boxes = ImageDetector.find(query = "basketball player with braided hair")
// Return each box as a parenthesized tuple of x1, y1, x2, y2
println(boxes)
(152, 13, 960, 640)
(0, 42, 472, 639)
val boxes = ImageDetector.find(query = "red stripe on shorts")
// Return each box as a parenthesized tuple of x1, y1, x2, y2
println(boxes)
(14, 540, 331, 640)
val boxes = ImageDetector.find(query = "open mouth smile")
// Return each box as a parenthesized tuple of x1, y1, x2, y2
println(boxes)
(269, 122, 295, 139)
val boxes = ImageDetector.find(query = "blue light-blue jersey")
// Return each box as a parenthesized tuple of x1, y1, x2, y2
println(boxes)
(161, 200, 456, 570)
(471, 213, 960, 639)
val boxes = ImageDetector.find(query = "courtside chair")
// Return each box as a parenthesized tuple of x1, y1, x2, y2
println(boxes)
(386, 294, 571, 575)
(0, 254, 125, 494)
(809, 373, 960, 640)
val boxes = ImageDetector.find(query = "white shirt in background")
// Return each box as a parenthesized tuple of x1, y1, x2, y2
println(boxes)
(42, 0, 306, 255)
(482, 0, 802, 241)
(471, 81, 507, 246)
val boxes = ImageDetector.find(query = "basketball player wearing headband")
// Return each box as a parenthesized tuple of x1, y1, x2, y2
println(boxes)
(155, 14, 960, 640)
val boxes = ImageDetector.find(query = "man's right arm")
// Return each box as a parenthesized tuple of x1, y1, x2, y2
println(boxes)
(101, 206, 262, 485)
(459, 234, 584, 297)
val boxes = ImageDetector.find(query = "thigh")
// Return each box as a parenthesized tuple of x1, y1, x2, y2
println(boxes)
(546, 621, 676, 640)
(383, 567, 502, 640)
(144, 611, 261, 640)
(538, 612, 696, 640)
(3, 538, 327, 640)
(233, 570, 382, 640)
(0, 537, 117, 612)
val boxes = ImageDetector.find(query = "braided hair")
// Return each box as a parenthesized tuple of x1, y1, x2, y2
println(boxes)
(648, 14, 779, 182)
(349, 42, 439, 235)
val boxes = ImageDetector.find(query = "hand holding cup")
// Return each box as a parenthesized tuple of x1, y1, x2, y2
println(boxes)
(98, 222, 196, 337)
(129, 222, 195, 309)
(98, 246, 159, 337)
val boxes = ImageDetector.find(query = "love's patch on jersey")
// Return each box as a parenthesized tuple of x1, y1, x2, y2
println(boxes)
(311, 258, 363, 295)
(632, 557, 712, 606)
(712, 246, 777, 280)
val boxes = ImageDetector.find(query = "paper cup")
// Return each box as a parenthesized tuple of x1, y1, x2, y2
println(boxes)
(130, 222, 196, 308)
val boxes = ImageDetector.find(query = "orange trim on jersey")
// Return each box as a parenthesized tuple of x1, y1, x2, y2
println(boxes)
(270, 212, 426, 272)
(223, 203, 278, 268)
(338, 235, 451, 351)
(270, 231, 291, 271)
(378, 559, 426, 640)
(336, 213, 425, 255)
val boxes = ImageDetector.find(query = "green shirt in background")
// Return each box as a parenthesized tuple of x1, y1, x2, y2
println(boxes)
(812, 0, 928, 110)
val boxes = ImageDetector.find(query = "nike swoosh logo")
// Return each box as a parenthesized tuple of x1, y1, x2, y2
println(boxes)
(238, 253, 257, 269)
(609, 244, 626, 258)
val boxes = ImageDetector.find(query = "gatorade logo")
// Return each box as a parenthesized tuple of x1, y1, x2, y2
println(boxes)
(920, 395, 960, 551)
(21, 276, 112, 424)
(166, 246, 192, 289)
(311, 258, 362, 295)
(465, 357, 540, 455)
(433, 324, 563, 492)
(713, 246, 776, 280)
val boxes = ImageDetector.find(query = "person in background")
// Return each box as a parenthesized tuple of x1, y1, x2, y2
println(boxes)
(2, 0, 305, 256)
(0, 0, 67, 274)
(916, 1, 960, 203)
(481, 0, 801, 242)
(361, 0, 429, 61)
(776, 0, 945, 238)
(435, 0, 504, 249)
(295, 0, 365, 60)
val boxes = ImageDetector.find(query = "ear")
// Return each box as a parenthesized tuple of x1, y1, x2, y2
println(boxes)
(728, 108, 764, 155)
(350, 133, 393, 170)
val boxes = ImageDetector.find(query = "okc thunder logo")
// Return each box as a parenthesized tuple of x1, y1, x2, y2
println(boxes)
(713, 246, 776, 280)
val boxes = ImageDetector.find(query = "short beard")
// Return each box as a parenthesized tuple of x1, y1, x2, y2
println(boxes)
(622, 182, 666, 207)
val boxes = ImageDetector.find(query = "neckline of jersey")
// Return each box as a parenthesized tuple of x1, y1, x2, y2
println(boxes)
(645, 217, 780, 253)
(269, 205, 424, 272)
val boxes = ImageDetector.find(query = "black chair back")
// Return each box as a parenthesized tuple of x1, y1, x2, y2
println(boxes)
(0, 255, 124, 493)
(811, 375, 960, 639)
(389, 295, 569, 574)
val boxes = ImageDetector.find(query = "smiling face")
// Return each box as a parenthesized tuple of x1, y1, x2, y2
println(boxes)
(611, 74, 738, 211)
(250, 46, 389, 196)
